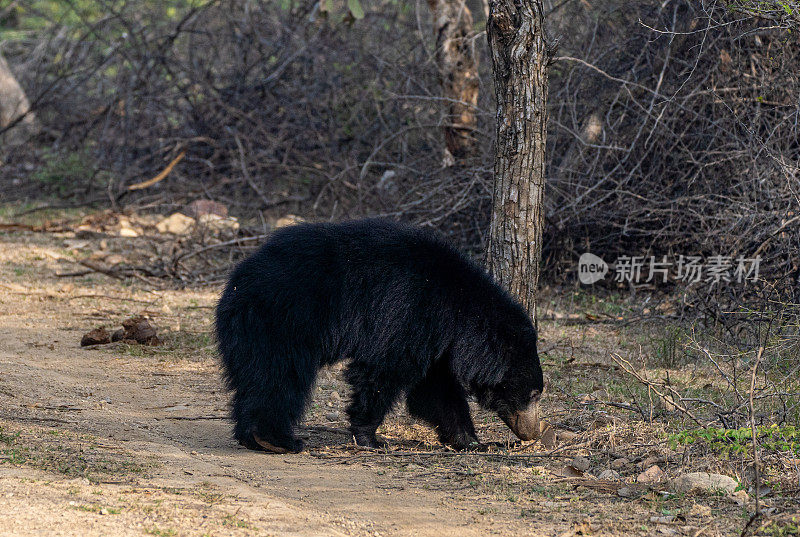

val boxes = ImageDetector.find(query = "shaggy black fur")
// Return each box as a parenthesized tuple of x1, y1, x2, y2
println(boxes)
(215, 219, 544, 452)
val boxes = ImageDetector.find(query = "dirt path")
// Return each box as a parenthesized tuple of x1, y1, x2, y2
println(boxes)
(0, 292, 512, 537)
(0, 229, 747, 536)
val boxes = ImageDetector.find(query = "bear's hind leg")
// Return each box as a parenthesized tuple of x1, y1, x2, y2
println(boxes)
(406, 358, 480, 451)
(345, 363, 404, 449)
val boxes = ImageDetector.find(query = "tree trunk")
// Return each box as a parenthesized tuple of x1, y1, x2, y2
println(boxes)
(486, 0, 548, 320)
(427, 0, 479, 161)
(0, 52, 38, 147)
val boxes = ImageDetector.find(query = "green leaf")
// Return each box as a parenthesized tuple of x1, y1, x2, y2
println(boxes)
(347, 0, 364, 19)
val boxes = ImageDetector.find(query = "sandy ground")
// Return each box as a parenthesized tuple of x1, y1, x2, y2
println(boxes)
(0, 227, 770, 536)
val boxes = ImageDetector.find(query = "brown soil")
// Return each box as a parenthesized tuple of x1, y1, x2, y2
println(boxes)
(0, 227, 776, 536)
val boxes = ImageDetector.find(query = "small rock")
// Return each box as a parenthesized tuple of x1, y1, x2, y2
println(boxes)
(197, 213, 239, 232)
(555, 464, 583, 477)
(63, 239, 89, 250)
(156, 212, 195, 235)
(598, 469, 620, 480)
(119, 227, 139, 237)
(728, 489, 749, 506)
(559, 465, 584, 478)
(275, 215, 304, 228)
(617, 486, 634, 498)
(558, 430, 579, 442)
(539, 421, 557, 448)
(611, 458, 630, 470)
(670, 472, 738, 494)
(570, 456, 590, 473)
(99, 508, 109, 515)
(689, 504, 712, 517)
(658, 528, 678, 536)
(325, 411, 340, 422)
(637, 465, 665, 484)
(81, 328, 111, 347)
(330, 391, 341, 401)
(104, 254, 125, 266)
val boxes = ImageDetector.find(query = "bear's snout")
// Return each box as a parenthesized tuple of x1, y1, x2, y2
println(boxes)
(500, 404, 540, 441)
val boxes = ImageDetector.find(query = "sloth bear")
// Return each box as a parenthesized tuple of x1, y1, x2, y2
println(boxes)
(215, 219, 544, 453)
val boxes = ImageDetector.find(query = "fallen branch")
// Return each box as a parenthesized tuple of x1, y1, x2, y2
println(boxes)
(127, 150, 187, 191)
(77, 260, 126, 280)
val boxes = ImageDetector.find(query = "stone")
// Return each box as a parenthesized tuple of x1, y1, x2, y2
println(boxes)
(636, 465, 665, 483)
(156, 212, 195, 235)
(670, 472, 739, 494)
(559, 465, 584, 478)
(119, 227, 139, 237)
(611, 458, 630, 470)
(728, 489, 749, 506)
(558, 430, 579, 442)
(598, 469, 620, 480)
(197, 213, 239, 232)
(570, 456, 590, 473)
(275, 215, 304, 228)
(539, 421, 557, 448)
(617, 486, 634, 498)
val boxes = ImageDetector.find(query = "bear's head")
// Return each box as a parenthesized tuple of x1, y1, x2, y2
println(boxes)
(470, 324, 544, 441)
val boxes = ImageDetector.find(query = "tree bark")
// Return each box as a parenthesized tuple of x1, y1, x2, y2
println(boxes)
(0, 52, 38, 147)
(427, 0, 479, 161)
(486, 0, 548, 320)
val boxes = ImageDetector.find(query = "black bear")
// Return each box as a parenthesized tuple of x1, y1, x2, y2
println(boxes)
(215, 219, 543, 453)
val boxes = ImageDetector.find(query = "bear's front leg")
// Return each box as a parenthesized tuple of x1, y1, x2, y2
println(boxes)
(345, 363, 404, 449)
(406, 358, 482, 451)
(232, 389, 306, 453)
